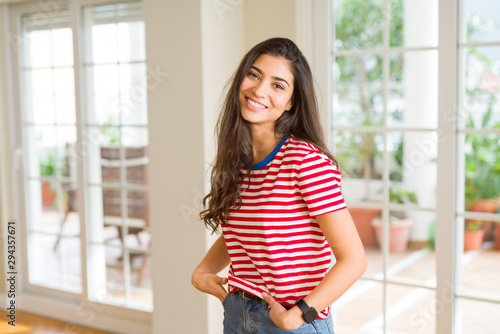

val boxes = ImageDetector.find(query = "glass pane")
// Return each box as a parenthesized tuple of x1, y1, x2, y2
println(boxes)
(389, 0, 438, 48)
(52, 28, 74, 67)
(29, 69, 55, 124)
(464, 47, 500, 129)
(130, 251, 153, 308)
(91, 23, 119, 64)
(334, 0, 384, 50)
(125, 146, 148, 185)
(363, 239, 383, 280)
(388, 132, 437, 210)
(55, 94, 76, 124)
(334, 280, 384, 333)
(464, 0, 500, 44)
(27, 30, 52, 68)
(386, 211, 436, 286)
(464, 134, 500, 211)
(29, 233, 81, 293)
(27, 179, 56, 230)
(461, 235, 500, 300)
(53, 67, 74, 96)
(89, 64, 120, 125)
(119, 63, 148, 125)
(349, 206, 382, 248)
(117, 21, 146, 63)
(387, 285, 436, 334)
(123, 191, 148, 249)
(335, 131, 384, 197)
(103, 245, 126, 305)
(122, 126, 148, 147)
(460, 299, 500, 333)
(388, 51, 438, 128)
(333, 55, 383, 127)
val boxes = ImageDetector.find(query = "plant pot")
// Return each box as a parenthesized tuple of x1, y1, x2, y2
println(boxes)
(349, 207, 381, 247)
(496, 224, 500, 250)
(464, 229, 485, 252)
(41, 180, 56, 207)
(372, 217, 412, 253)
(473, 199, 500, 241)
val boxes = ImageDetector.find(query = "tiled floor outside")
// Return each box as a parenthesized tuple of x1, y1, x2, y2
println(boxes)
(333, 244, 500, 334)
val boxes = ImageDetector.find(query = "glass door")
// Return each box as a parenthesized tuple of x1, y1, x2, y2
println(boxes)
(457, 0, 500, 332)
(19, 9, 82, 295)
(331, 0, 440, 332)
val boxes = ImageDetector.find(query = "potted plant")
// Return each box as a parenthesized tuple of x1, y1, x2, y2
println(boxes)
(372, 187, 418, 252)
(464, 219, 485, 252)
(40, 150, 57, 207)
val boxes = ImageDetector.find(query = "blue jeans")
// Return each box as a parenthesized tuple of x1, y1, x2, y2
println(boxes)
(223, 290, 335, 334)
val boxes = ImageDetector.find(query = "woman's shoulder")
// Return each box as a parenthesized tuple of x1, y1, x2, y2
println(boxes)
(286, 135, 326, 157)
(286, 135, 339, 171)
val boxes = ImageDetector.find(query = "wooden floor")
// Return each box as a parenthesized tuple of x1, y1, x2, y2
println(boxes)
(0, 310, 117, 334)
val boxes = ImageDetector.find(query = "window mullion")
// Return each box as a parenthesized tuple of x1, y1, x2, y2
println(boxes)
(69, 0, 89, 304)
(436, 0, 459, 333)
(381, 1, 391, 333)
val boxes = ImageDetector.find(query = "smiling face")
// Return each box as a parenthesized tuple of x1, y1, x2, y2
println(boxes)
(239, 54, 294, 130)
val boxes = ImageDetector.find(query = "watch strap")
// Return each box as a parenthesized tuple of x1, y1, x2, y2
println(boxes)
(295, 298, 318, 324)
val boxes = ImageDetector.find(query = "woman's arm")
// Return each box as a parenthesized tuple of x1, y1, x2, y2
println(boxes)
(262, 208, 367, 329)
(192, 234, 231, 302)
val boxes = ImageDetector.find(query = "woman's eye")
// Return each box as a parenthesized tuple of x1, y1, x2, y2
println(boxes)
(274, 83, 284, 90)
(248, 72, 259, 79)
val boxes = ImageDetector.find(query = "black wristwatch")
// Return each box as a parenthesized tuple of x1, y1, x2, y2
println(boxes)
(295, 298, 318, 324)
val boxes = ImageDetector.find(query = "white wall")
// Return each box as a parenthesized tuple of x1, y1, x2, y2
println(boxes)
(244, 0, 298, 50)
(200, 2, 245, 333)
(144, 0, 208, 333)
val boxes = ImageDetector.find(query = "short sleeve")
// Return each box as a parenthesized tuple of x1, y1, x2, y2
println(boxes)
(298, 151, 347, 217)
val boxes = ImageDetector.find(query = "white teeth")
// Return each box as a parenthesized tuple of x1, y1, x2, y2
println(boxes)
(246, 98, 266, 109)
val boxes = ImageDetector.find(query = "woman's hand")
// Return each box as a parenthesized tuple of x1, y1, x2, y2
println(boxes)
(191, 270, 228, 303)
(261, 292, 305, 330)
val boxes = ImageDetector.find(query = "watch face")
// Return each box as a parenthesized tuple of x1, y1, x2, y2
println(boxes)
(304, 308, 318, 323)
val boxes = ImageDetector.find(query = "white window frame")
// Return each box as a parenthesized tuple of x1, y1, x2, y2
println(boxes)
(6, 1, 151, 332)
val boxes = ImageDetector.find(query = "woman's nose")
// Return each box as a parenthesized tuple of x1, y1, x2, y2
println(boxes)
(251, 81, 267, 98)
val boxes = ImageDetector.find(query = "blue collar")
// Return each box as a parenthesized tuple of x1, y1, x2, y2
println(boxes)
(252, 135, 289, 170)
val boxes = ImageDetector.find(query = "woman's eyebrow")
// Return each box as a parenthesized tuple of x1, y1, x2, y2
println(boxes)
(250, 65, 290, 87)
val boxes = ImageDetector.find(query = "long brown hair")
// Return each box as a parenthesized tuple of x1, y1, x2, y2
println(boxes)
(201, 37, 337, 234)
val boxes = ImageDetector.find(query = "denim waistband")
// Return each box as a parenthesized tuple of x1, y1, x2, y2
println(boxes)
(236, 290, 292, 310)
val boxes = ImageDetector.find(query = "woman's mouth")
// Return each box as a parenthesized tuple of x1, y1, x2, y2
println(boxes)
(245, 97, 267, 110)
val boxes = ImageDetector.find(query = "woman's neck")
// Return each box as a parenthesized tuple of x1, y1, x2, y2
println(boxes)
(251, 125, 284, 164)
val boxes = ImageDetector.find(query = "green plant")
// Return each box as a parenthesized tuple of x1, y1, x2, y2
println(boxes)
(389, 186, 418, 220)
(465, 220, 483, 231)
(100, 118, 121, 144)
(389, 187, 418, 205)
(464, 108, 500, 202)
(40, 153, 56, 176)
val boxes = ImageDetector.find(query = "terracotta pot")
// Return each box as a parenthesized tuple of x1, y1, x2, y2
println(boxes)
(473, 199, 500, 213)
(496, 224, 500, 250)
(372, 217, 412, 253)
(349, 207, 381, 247)
(41, 180, 56, 207)
(473, 199, 500, 241)
(464, 229, 485, 252)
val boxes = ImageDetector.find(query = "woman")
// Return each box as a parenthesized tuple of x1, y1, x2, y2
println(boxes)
(192, 37, 366, 333)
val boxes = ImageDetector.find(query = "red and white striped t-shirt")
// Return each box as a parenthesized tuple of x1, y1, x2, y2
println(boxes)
(222, 135, 347, 319)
